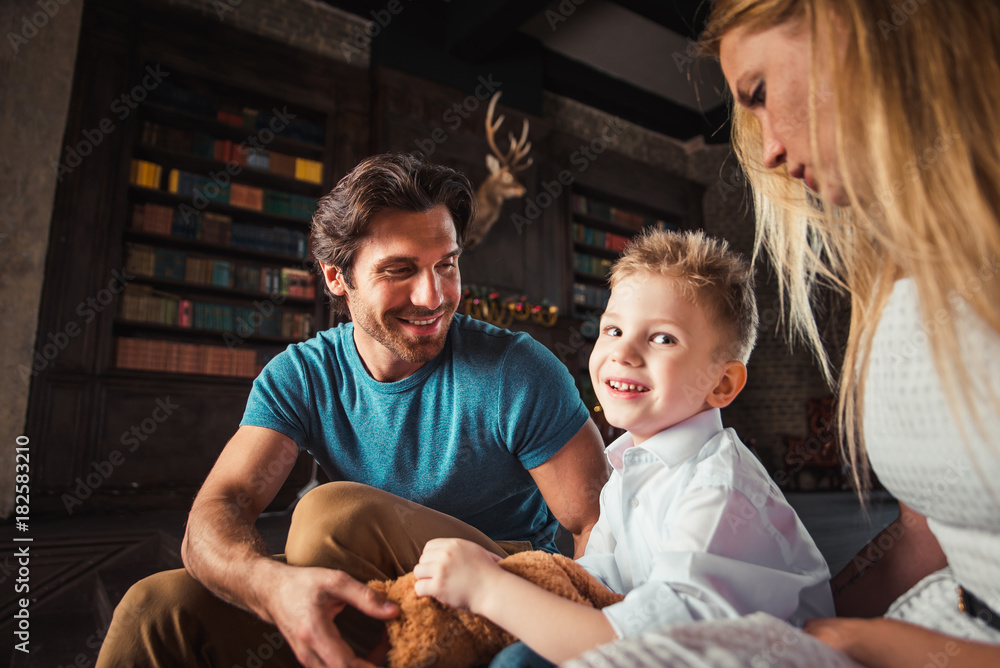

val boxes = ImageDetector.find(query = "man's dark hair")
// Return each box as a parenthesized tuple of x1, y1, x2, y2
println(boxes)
(310, 152, 476, 314)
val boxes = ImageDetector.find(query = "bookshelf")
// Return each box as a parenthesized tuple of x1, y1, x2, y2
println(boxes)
(566, 187, 682, 443)
(24, 0, 373, 510)
(117, 73, 328, 379)
(569, 188, 680, 322)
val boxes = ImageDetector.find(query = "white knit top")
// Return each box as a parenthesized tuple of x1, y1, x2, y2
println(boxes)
(864, 278, 1000, 642)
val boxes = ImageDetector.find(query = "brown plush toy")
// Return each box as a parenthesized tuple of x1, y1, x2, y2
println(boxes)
(367, 550, 624, 668)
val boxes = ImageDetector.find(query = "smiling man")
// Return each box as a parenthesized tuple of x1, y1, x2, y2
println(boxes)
(97, 153, 608, 668)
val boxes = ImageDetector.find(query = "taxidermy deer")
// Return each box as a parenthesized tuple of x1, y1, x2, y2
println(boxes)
(465, 92, 533, 249)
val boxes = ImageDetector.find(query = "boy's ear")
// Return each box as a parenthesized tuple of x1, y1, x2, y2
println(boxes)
(320, 262, 348, 297)
(706, 360, 747, 409)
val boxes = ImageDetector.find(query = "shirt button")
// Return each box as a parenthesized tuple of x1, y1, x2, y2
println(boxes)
(629, 497, 639, 508)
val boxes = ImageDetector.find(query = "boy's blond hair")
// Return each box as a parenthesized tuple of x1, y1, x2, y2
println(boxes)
(610, 228, 758, 364)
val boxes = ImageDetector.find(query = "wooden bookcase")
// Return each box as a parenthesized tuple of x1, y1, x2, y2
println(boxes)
(566, 186, 683, 443)
(26, 0, 369, 511)
(568, 186, 681, 324)
(117, 70, 326, 379)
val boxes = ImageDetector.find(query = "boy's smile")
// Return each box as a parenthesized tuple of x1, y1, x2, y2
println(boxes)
(589, 271, 730, 446)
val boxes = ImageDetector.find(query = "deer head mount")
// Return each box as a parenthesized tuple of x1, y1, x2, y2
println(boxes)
(465, 92, 533, 249)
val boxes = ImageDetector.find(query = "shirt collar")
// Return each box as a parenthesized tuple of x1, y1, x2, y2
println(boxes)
(605, 408, 724, 471)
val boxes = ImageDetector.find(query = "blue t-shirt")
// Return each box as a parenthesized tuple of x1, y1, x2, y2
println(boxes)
(241, 314, 589, 552)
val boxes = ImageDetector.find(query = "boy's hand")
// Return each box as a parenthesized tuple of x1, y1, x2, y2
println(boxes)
(413, 538, 504, 612)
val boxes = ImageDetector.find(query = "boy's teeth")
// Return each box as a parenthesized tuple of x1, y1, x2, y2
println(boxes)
(608, 380, 647, 392)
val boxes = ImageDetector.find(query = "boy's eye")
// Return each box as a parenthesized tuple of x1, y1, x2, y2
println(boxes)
(651, 333, 676, 345)
(602, 325, 622, 337)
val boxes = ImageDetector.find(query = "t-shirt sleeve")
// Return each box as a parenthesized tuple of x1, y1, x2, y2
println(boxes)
(496, 334, 590, 470)
(240, 345, 310, 449)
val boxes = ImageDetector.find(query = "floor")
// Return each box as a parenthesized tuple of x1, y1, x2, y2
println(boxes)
(0, 491, 898, 667)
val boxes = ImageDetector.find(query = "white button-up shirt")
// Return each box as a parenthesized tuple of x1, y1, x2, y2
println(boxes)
(577, 409, 833, 639)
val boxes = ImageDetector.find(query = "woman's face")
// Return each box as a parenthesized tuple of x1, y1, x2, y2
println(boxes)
(719, 19, 847, 205)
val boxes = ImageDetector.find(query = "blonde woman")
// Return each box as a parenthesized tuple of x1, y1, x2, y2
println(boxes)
(566, 1, 1000, 667)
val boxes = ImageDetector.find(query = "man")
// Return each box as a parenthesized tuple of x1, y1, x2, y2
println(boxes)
(97, 153, 609, 667)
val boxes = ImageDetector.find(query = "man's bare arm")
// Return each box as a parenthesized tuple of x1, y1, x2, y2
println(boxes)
(181, 425, 300, 619)
(528, 419, 609, 558)
(181, 425, 396, 667)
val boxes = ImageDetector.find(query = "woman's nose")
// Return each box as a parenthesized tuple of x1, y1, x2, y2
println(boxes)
(761, 116, 787, 169)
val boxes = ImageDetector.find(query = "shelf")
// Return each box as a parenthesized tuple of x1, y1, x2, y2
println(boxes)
(573, 241, 623, 260)
(129, 275, 316, 305)
(124, 229, 309, 264)
(114, 319, 307, 345)
(133, 144, 325, 198)
(573, 271, 609, 285)
(572, 211, 648, 235)
(108, 367, 256, 384)
(129, 186, 314, 228)
(140, 102, 326, 159)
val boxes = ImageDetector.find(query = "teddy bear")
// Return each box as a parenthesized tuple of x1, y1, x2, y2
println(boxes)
(367, 550, 624, 668)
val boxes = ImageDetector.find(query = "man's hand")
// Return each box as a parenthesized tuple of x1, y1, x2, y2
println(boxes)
(265, 564, 399, 668)
(412, 538, 503, 612)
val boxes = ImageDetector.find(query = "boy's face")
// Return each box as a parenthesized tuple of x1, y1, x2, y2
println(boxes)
(589, 272, 730, 445)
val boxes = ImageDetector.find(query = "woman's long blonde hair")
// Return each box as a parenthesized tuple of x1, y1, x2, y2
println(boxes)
(700, 0, 1000, 492)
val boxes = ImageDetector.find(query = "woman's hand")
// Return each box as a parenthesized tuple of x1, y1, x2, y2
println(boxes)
(413, 538, 504, 612)
(803, 617, 876, 658)
(804, 617, 1000, 668)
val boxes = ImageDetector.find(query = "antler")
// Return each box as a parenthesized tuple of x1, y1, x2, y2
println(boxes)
(485, 92, 533, 172)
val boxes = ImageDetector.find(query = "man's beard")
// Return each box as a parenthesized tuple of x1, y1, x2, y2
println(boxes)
(351, 300, 457, 364)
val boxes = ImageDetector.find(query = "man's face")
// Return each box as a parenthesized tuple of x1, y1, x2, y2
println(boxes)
(324, 206, 462, 381)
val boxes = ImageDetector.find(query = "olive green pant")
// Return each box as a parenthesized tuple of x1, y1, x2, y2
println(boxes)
(95, 482, 528, 667)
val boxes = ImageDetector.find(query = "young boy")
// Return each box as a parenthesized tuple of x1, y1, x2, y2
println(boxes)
(414, 229, 833, 666)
